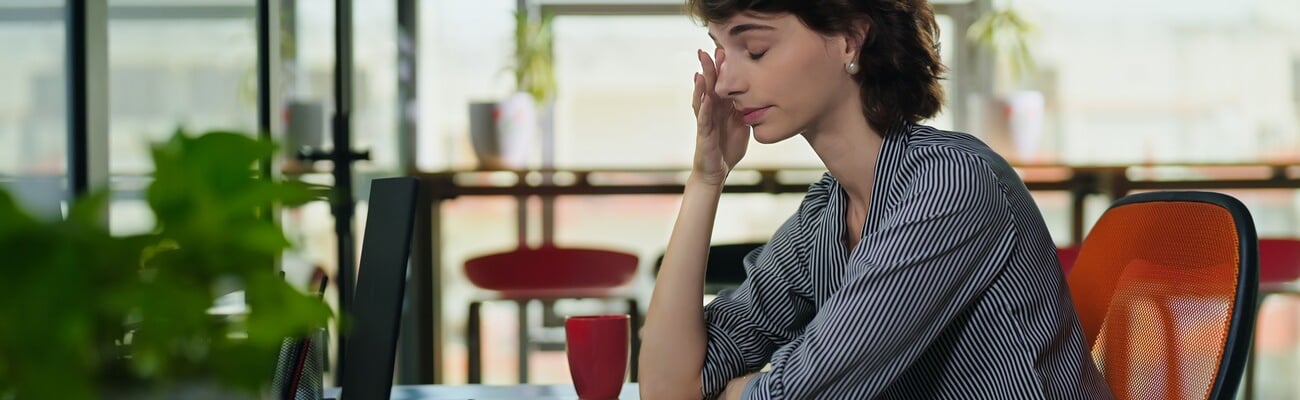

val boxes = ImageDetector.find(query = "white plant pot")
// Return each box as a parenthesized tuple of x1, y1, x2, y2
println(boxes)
(1005, 90, 1046, 162)
(981, 90, 1046, 163)
(468, 92, 539, 170)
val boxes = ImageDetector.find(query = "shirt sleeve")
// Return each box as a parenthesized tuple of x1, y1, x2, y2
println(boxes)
(743, 148, 1018, 399)
(699, 214, 818, 399)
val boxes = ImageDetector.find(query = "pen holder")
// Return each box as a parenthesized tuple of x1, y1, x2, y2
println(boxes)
(271, 327, 328, 400)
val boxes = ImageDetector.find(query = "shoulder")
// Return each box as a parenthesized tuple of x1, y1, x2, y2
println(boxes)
(899, 126, 1005, 192)
(882, 125, 1016, 217)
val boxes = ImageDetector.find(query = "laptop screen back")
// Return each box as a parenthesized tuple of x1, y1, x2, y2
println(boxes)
(338, 177, 419, 400)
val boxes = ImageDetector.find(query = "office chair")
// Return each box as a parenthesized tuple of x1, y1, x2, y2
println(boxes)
(653, 242, 765, 295)
(273, 177, 420, 400)
(1067, 191, 1258, 400)
(1057, 244, 1081, 274)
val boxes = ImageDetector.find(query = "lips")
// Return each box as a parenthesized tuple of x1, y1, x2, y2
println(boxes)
(739, 106, 772, 125)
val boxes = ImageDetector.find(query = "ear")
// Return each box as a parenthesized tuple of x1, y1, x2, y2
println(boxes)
(841, 19, 870, 63)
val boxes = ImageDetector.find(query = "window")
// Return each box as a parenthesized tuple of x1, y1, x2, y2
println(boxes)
(103, 1, 258, 234)
(0, 0, 67, 220)
(1020, 0, 1299, 164)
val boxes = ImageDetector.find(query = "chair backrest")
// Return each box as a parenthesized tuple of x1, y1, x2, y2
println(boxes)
(464, 245, 638, 291)
(1066, 191, 1258, 400)
(1258, 238, 1300, 284)
(339, 177, 420, 400)
(653, 242, 765, 294)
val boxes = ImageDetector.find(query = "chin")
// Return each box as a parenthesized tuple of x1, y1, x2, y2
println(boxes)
(751, 124, 799, 144)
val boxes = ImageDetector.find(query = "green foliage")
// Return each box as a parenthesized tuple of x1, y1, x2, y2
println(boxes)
(512, 10, 556, 103)
(968, 6, 1038, 87)
(0, 129, 332, 399)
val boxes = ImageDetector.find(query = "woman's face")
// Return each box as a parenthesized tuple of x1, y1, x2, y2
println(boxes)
(708, 12, 860, 143)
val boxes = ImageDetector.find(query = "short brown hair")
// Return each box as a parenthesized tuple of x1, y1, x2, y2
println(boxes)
(686, 0, 946, 135)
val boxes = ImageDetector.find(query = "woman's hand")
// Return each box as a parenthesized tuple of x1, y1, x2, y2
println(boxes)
(691, 48, 750, 186)
(720, 372, 761, 400)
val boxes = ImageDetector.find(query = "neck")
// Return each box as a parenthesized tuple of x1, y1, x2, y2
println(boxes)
(802, 101, 884, 209)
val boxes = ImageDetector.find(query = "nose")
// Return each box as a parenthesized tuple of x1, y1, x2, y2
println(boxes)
(713, 54, 747, 99)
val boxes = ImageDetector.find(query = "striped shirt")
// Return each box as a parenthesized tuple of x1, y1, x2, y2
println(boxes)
(701, 123, 1112, 399)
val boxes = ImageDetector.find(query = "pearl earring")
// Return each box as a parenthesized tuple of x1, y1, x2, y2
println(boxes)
(845, 61, 860, 75)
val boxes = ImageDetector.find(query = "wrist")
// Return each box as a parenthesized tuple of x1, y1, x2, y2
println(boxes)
(724, 373, 756, 400)
(687, 172, 728, 189)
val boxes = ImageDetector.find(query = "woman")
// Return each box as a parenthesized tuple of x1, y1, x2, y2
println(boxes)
(638, 0, 1111, 399)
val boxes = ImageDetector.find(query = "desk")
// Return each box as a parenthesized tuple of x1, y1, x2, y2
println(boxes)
(326, 383, 640, 399)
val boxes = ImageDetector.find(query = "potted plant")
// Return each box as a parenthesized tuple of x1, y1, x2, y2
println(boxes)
(0, 129, 333, 399)
(968, 2, 1048, 162)
(470, 10, 557, 170)
(968, 3, 1037, 91)
(511, 9, 557, 106)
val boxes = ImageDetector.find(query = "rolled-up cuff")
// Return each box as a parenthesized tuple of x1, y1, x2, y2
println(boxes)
(740, 371, 769, 399)
(701, 323, 748, 400)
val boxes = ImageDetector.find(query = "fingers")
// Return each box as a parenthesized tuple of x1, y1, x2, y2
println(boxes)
(692, 72, 703, 115)
(697, 49, 717, 97)
(695, 48, 720, 125)
(696, 76, 713, 127)
(715, 47, 726, 71)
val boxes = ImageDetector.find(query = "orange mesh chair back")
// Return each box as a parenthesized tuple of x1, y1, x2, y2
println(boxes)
(1067, 191, 1258, 400)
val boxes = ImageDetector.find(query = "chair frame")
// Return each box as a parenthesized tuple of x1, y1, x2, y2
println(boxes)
(653, 242, 765, 295)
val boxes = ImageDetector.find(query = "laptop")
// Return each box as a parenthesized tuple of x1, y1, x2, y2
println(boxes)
(332, 176, 420, 400)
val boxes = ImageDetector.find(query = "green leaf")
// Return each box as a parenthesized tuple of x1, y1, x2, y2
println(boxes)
(967, 7, 1038, 85)
(0, 190, 36, 237)
(1, 128, 332, 398)
(277, 180, 331, 206)
(235, 224, 293, 255)
(512, 10, 557, 103)
(65, 190, 111, 227)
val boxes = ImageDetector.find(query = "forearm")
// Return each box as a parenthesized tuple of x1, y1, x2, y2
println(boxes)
(639, 175, 725, 399)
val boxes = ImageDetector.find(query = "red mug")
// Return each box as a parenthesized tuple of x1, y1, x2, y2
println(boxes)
(565, 314, 629, 399)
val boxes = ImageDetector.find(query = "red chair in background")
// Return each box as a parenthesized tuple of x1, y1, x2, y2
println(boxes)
(463, 245, 640, 384)
(1257, 239, 1300, 289)
(1057, 245, 1081, 275)
(1243, 238, 1300, 398)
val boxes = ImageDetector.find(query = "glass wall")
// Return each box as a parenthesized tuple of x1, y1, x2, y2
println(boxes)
(415, 0, 517, 171)
(1025, 0, 1300, 239)
(292, 0, 403, 172)
(1012, 0, 1300, 165)
(103, 1, 259, 235)
(0, 0, 67, 220)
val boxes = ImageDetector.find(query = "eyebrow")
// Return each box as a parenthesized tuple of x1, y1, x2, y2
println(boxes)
(708, 23, 776, 46)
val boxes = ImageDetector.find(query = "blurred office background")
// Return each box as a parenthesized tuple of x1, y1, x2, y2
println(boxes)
(2, 0, 1299, 395)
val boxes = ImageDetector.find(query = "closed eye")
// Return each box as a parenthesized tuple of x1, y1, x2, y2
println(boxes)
(748, 50, 767, 60)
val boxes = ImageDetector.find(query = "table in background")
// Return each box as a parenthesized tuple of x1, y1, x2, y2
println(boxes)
(326, 383, 640, 399)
